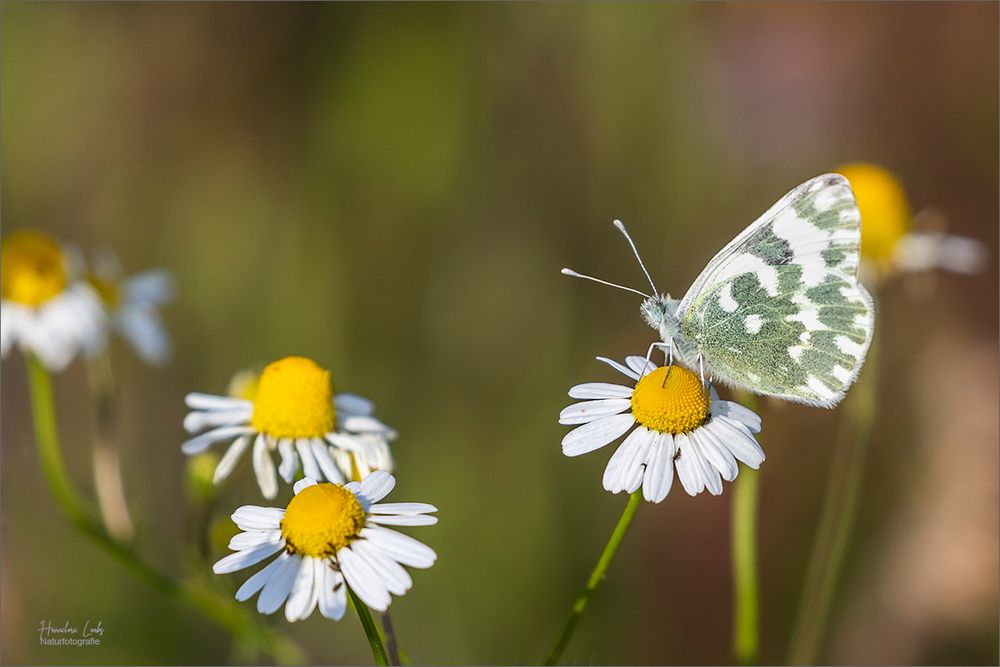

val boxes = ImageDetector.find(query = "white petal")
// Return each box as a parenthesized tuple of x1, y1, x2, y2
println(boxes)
(285, 556, 319, 622)
(567, 382, 634, 400)
(318, 563, 348, 621)
(277, 438, 298, 483)
(712, 417, 765, 468)
(360, 527, 437, 569)
(339, 546, 391, 612)
(342, 415, 394, 436)
(293, 477, 318, 494)
(235, 552, 289, 602)
(559, 399, 632, 425)
(232, 505, 285, 531)
(185, 393, 253, 411)
(642, 433, 675, 503)
(352, 540, 412, 596)
(213, 541, 284, 574)
(674, 434, 704, 496)
(214, 435, 251, 484)
(368, 503, 437, 516)
(181, 425, 254, 455)
(625, 355, 656, 376)
(184, 408, 252, 434)
(712, 400, 762, 434)
(602, 426, 651, 494)
(296, 439, 321, 480)
(693, 429, 739, 482)
(125, 270, 176, 304)
(690, 436, 723, 495)
(368, 514, 438, 527)
(561, 414, 635, 457)
(595, 356, 640, 380)
(335, 393, 375, 417)
(311, 439, 345, 483)
(117, 306, 171, 365)
(356, 471, 395, 505)
(252, 435, 279, 499)
(229, 529, 282, 551)
(257, 554, 302, 615)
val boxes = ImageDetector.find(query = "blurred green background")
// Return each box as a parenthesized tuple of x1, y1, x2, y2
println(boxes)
(2, 2, 997, 665)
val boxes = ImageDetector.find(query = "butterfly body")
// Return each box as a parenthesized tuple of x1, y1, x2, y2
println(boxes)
(567, 173, 876, 409)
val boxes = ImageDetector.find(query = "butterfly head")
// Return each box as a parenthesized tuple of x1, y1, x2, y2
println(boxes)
(640, 294, 680, 331)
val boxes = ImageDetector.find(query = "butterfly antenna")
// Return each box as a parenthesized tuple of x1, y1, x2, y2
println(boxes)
(613, 219, 659, 295)
(560, 268, 652, 299)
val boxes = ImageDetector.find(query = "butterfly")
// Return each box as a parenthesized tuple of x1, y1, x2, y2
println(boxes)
(563, 173, 875, 408)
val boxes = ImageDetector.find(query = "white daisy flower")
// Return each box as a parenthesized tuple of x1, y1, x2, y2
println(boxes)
(85, 249, 175, 365)
(213, 472, 437, 620)
(1, 230, 107, 372)
(837, 162, 988, 285)
(183, 356, 397, 498)
(560, 355, 764, 502)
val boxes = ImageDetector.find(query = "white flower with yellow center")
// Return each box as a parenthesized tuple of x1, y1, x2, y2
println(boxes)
(213, 472, 436, 620)
(1, 230, 107, 371)
(838, 162, 988, 284)
(85, 249, 175, 365)
(183, 356, 396, 498)
(561, 355, 764, 501)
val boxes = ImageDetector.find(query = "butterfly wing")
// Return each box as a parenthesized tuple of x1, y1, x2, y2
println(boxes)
(675, 173, 874, 408)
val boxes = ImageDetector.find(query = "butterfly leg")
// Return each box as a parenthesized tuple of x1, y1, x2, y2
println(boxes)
(642, 341, 671, 377)
(660, 338, 676, 388)
(697, 353, 706, 389)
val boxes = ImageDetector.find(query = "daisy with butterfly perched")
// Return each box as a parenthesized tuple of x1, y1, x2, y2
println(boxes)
(546, 174, 875, 665)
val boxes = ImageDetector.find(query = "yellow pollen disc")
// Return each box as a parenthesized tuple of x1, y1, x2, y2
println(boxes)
(837, 162, 911, 264)
(251, 356, 336, 438)
(1, 230, 68, 307)
(630, 366, 710, 435)
(281, 483, 366, 557)
(86, 273, 121, 308)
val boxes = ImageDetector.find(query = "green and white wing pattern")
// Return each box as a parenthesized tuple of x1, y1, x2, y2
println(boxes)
(675, 174, 874, 408)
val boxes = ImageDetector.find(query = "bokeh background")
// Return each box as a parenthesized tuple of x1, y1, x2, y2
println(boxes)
(2, 3, 997, 665)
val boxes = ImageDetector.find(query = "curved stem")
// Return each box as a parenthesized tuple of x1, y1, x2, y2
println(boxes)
(350, 589, 390, 666)
(24, 355, 305, 665)
(786, 336, 880, 664)
(545, 490, 643, 665)
(732, 466, 760, 665)
(87, 353, 135, 541)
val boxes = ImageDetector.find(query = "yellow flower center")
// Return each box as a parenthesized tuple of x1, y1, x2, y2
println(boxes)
(1, 230, 68, 307)
(251, 356, 336, 438)
(227, 368, 261, 401)
(281, 483, 365, 557)
(837, 162, 911, 263)
(86, 273, 121, 308)
(630, 366, 710, 434)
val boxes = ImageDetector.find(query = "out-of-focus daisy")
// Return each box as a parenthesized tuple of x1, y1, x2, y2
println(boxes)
(213, 472, 436, 620)
(85, 249, 175, 365)
(837, 162, 988, 284)
(560, 355, 763, 501)
(1, 230, 106, 371)
(183, 356, 396, 498)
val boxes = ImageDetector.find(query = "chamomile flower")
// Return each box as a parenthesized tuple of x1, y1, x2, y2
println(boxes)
(213, 472, 437, 620)
(183, 356, 396, 498)
(85, 249, 175, 365)
(838, 162, 988, 283)
(560, 355, 764, 501)
(1, 230, 107, 371)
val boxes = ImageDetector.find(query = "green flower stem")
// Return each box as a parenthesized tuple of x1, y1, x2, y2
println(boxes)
(786, 336, 880, 665)
(731, 391, 761, 665)
(381, 610, 402, 666)
(732, 466, 760, 665)
(25, 355, 305, 665)
(545, 489, 643, 666)
(349, 588, 390, 666)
